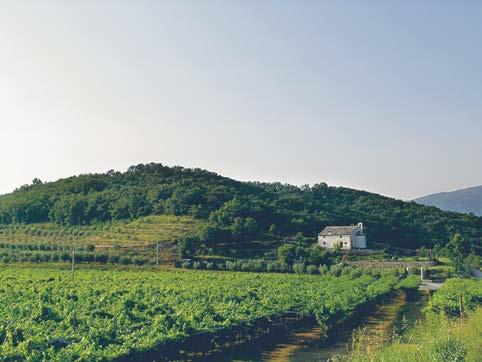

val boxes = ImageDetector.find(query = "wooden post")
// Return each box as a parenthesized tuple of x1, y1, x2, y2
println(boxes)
(459, 293, 464, 318)
(71, 246, 75, 279)
(156, 242, 159, 269)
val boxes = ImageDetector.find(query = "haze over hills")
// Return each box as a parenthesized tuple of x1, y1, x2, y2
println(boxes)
(414, 186, 482, 217)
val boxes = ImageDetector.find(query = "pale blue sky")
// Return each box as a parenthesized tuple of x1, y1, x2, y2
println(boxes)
(1, 1, 481, 199)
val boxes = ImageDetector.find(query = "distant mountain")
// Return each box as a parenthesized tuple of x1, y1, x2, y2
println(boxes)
(414, 186, 482, 216)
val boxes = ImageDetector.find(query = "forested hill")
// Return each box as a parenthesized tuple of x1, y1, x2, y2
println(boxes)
(0, 163, 480, 250)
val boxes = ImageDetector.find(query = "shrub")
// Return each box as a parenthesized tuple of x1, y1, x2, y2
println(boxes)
(181, 261, 192, 269)
(331, 265, 342, 277)
(370, 269, 381, 278)
(433, 337, 466, 362)
(341, 266, 354, 276)
(417, 246, 430, 258)
(29, 253, 41, 263)
(60, 252, 70, 262)
(397, 275, 421, 290)
(119, 256, 132, 265)
(240, 261, 251, 271)
(95, 254, 109, 264)
(293, 263, 306, 274)
(39, 254, 50, 262)
(266, 261, 289, 273)
(318, 265, 329, 274)
(277, 262, 289, 272)
(243, 259, 265, 272)
(192, 261, 203, 270)
(388, 268, 399, 277)
(306, 265, 318, 274)
(350, 268, 363, 278)
(82, 253, 95, 262)
(465, 253, 480, 269)
(277, 244, 298, 265)
(133, 258, 145, 266)
(225, 261, 236, 271)
(178, 235, 199, 258)
(109, 255, 120, 264)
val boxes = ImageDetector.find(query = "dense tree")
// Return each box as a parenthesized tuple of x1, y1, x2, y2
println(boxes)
(277, 244, 298, 265)
(449, 233, 471, 258)
(0, 163, 480, 251)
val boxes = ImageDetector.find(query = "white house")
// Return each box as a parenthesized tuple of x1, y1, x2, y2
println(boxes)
(318, 222, 367, 250)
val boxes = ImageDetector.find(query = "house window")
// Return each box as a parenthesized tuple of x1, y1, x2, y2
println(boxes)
(345, 242, 348, 245)
(340, 236, 342, 238)
(323, 242, 326, 245)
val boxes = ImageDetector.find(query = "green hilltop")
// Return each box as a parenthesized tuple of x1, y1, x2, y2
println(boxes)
(0, 163, 480, 254)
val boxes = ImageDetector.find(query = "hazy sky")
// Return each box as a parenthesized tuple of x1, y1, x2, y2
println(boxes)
(1, 1, 481, 199)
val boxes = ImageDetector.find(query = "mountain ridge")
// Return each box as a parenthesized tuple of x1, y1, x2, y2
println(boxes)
(414, 185, 482, 216)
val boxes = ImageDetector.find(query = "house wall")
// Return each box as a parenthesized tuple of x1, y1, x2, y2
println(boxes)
(318, 234, 351, 249)
(354, 235, 367, 248)
(317, 224, 367, 250)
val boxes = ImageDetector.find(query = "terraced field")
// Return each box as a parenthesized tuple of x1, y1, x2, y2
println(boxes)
(0, 215, 202, 247)
(0, 215, 203, 265)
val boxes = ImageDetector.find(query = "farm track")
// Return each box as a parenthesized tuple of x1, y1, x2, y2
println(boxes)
(197, 290, 428, 362)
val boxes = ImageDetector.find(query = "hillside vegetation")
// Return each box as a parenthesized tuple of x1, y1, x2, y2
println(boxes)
(0, 163, 480, 251)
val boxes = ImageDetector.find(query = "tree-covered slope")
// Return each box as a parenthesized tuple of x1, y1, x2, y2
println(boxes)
(414, 185, 482, 216)
(0, 163, 480, 250)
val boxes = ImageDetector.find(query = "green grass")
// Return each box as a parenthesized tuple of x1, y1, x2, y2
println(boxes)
(436, 256, 453, 266)
(0, 215, 203, 248)
(344, 307, 481, 362)
(341, 279, 482, 362)
(397, 256, 429, 262)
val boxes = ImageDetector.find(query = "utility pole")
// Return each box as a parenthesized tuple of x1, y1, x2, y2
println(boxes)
(156, 242, 160, 269)
(71, 245, 75, 279)
(459, 293, 464, 318)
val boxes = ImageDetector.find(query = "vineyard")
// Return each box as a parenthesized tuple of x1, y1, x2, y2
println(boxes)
(345, 278, 482, 361)
(0, 265, 417, 361)
(426, 278, 482, 317)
